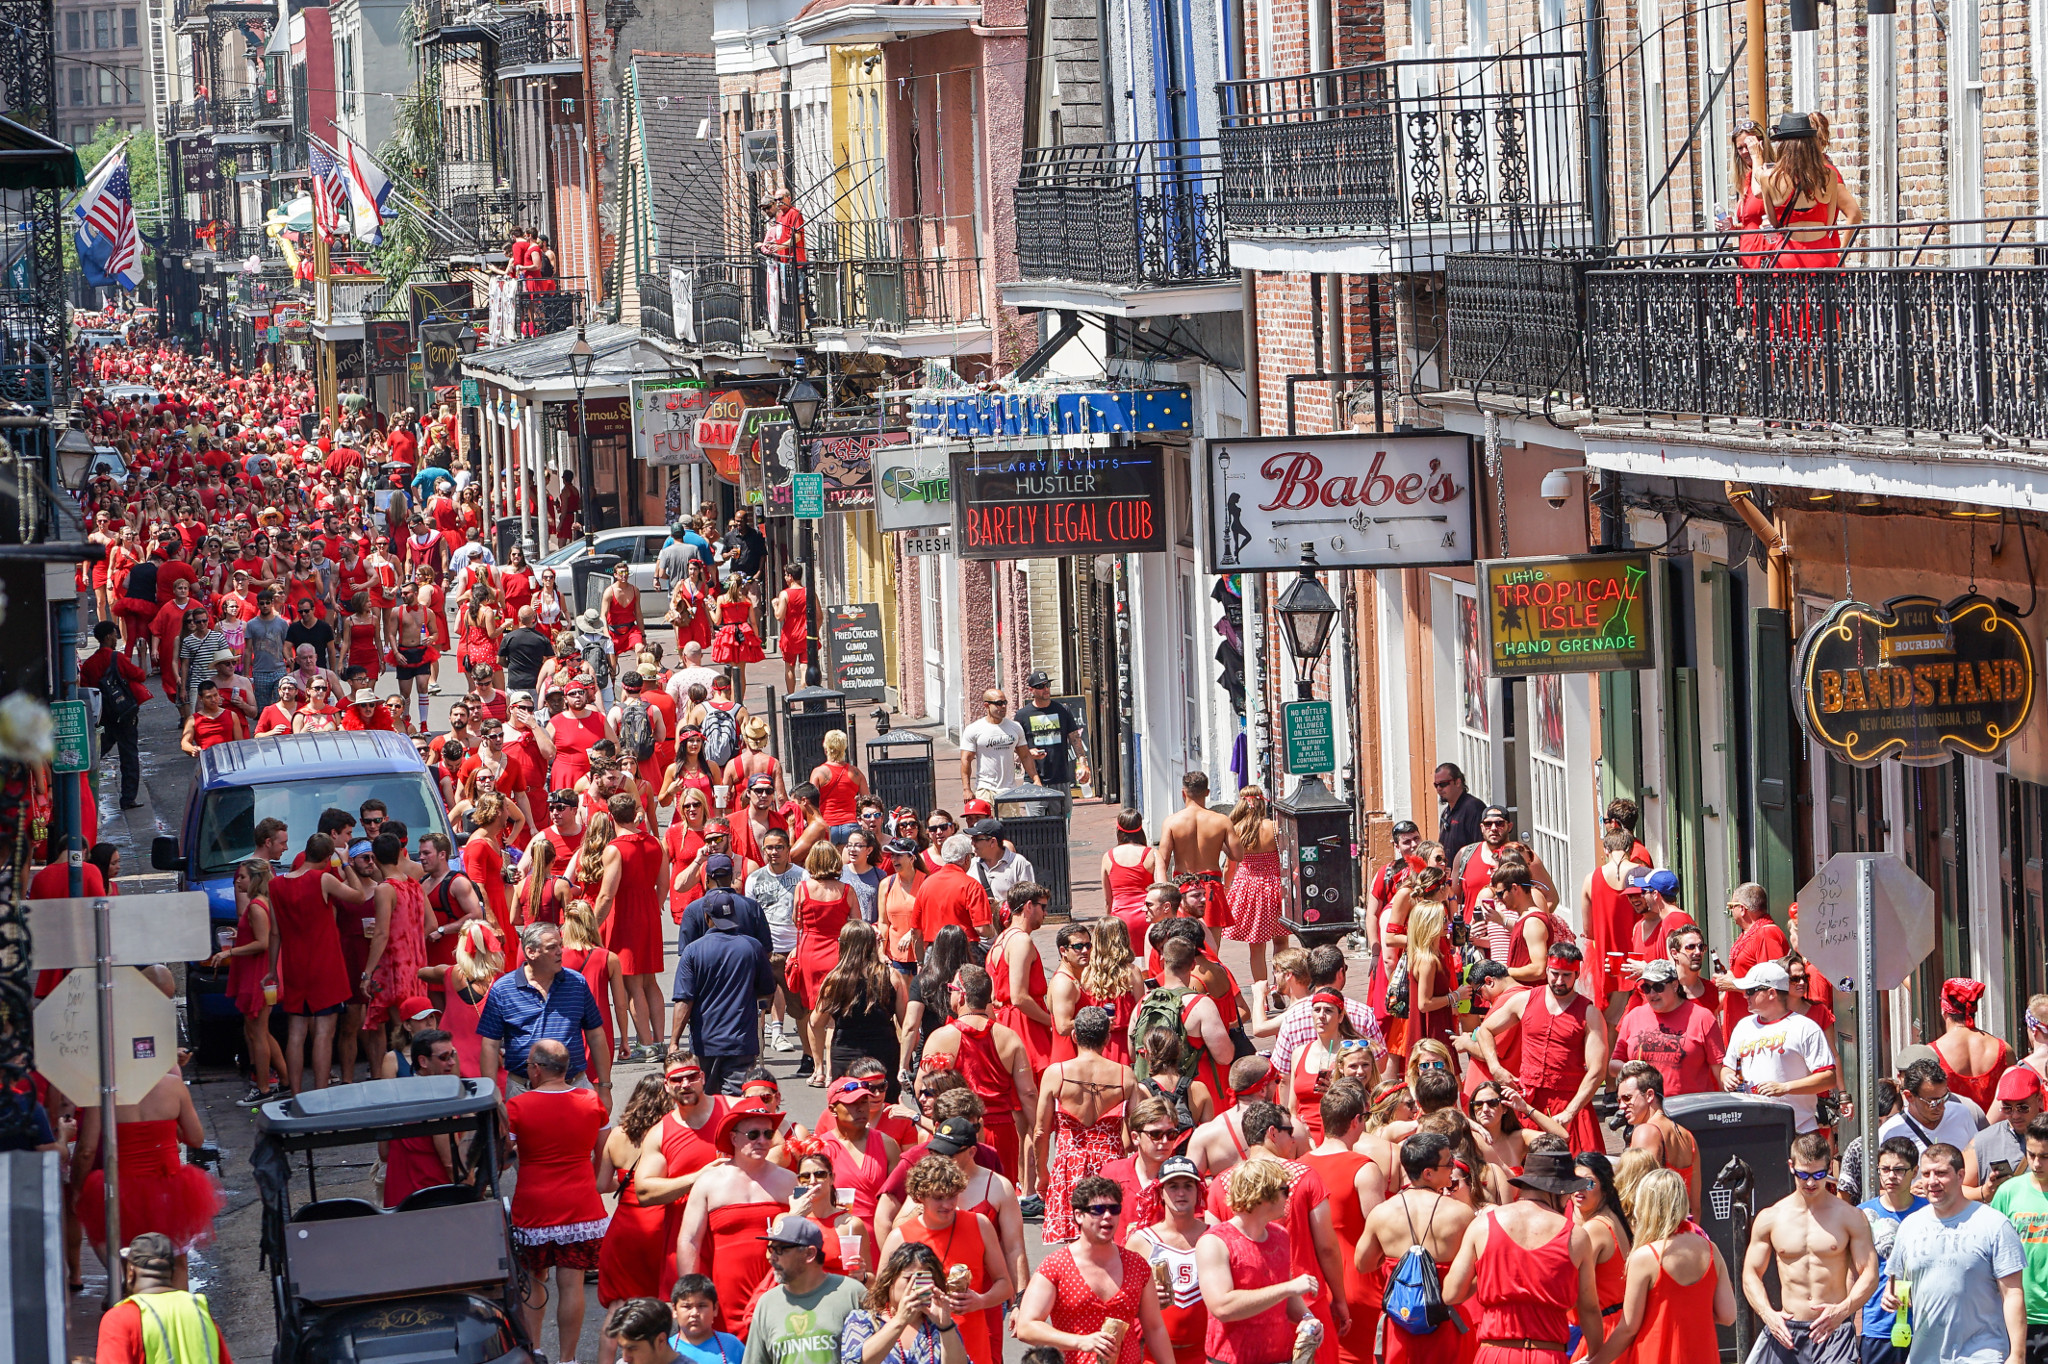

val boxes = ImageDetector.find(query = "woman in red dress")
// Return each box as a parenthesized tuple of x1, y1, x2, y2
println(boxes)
(789, 843, 854, 1081)
(548, 681, 612, 789)
(344, 593, 382, 684)
(499, 544, 535, 619)
(458, 582, 503, 685)
(1584, 1170, 1734, 1364)
(563, 901, 627, 1061)
(1051, 917, 1142, 1065)
(506, 1045, 610, 1354)
(597, 1074, 674, 1309)
(1933, 977, 2013, 1110)
(709, 575, 763, 692)
(209, 858, 284, 1102)
(658, 727, 720, 816)
(74, 1070, 223, 1257)
(773, 564, 809, 695)
(1018, 1172, 1164, 1364)
(669, 557, 716, 652)
(810, 728, 869, 835)
(1036, 1008, 1138, 1244)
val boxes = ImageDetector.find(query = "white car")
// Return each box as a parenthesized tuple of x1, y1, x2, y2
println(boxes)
(537, 525, 672, 597)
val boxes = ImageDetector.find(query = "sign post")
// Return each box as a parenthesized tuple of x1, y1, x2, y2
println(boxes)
(1858, 857, 1877, 1209)
(49, 700, 91, 775)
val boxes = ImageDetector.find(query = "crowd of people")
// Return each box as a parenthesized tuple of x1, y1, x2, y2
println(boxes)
(53, 334, 2048, 1364)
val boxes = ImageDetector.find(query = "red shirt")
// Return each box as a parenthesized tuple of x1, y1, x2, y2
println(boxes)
(28, 860, 105, 900)
(155, 558, 197, 604)
(96, 1298, 234, 1364)
(79, 646, 150, 704)
(1721, 918, 1790, 1040)
(1612, 997, 1725, 1097)
(912, 863, 985, 945)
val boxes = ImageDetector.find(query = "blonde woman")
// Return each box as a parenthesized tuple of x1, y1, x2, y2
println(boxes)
(571, 811, 617, 905)
(435, 919, 505, 1083)
(1714, 117, 1781, 269)
(724, 714, 783, 798)
(1222, 786, 1285, 980)
(211, 858, 285, 1102)
(561, 900, 628, 1063)
(1609, 1147, 1662, 1226)
(809, 728, 869, 836)
(1391, 889, 1466, 1061)
(709, 573, 762, 692)
(1585, 1170, 1734, 1364)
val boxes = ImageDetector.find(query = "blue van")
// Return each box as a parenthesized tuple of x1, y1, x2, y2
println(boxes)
(152, 732, 459, 1060)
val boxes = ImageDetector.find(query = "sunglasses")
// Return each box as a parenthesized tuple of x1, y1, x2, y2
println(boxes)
(1432, 777, 1456, 788)
(794, 1171, 830, 1184)
(928, 822, 954, 832)
(1641, 980, 1673, 993)
(1470, 1098, 1502, 1110)
(733, 1127, 775, 1142)
(1791, 1169, 1831, 1184)
(1137, 1127, 1177, 1141)
(1080, 1203, 1121, 1217)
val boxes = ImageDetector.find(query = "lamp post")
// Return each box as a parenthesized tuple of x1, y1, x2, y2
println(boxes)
(782, 363, 825, 688)
(1274, 544, 1338, 701)
(567, 326, 595, 549)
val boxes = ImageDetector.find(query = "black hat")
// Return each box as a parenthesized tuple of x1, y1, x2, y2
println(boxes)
(1025, 669, 1052, 689)
(1481, 805, 1511, 823)
(1510, 1148, 1594, 1195)
(1771, 112, 1818, 141)
(929, 1116, 981, 1157)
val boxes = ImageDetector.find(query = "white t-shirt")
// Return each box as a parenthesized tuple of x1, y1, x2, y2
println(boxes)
(1879, 1100, 1982, 1154)
(745, 864, 805, 953)
(449, 542, 495, 576)
(1725, 1009, 1837, 1132)
(668, 666, 723, 705)
(960, 717, 1025, 793)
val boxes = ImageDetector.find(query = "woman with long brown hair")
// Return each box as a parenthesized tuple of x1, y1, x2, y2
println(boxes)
(1762, 112, 1861, 270)
(1222, 786, 1285, 980)
(817, 921, 909, 1094)
(596, 1073, 676, 1336)
(1713, 117, 1779, 268)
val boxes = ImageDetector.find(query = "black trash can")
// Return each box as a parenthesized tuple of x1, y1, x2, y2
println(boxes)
(494, 515, 523, 562)
(992, 782, 1071, 921)
(570, 552, 621, 614)
(1665, 1092, 1798, 1360)
(866, 730, 935, 822)
(1277, 774, 1358, 949)
(784, 687, 850, 783)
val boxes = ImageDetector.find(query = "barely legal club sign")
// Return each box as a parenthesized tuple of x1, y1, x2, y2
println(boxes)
(1796, 595, 2036, 766)
(1478, 553, 1656, 676)
(951, 445, 1166, 561)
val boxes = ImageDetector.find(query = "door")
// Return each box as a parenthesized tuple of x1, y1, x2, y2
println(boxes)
(1999, 776, 2048, 1042)
(920, 553, 944, 721)
(1526, 672, 1570, 885)
(1902, 758, 1967, 1043)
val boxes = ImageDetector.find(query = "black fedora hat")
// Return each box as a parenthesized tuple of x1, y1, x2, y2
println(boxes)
(1770, 112, 1818, 141)
(1510, 1147, 1594, 1195)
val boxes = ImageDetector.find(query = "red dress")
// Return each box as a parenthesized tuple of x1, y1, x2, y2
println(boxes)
(1050, 981, 1138, 1066)
(563, 944, 616, 1057)
(605, 590, 643, 654)
(787, 882, 851, 1010)
(1935, 1033, 2014, 1112)
(675, 583, 715, 650)
(1227, 849, 1285, 943)
(1203, 1223, 1295, 1364)
(657, 1104, 731, 1287)
(1583, 871, 1636, 1006)
(820, 1126, 890, 1222)
(899, 1211, 997, 1363)
(988, 927, 1055, 1071)
(1290, 1043, 1336, 1143)
(601, 829, 665, 976)
(506, 1087, 609, 1251)
(710, 597, 764, 664)
(1472, 1213, 1576, 1364)
(269, 866, 351, 1015)
(346, 616, 381, 680)
(1040, 1245, 1150, 1364)
(444, 981, 492, 1081)
(227, 895, 271, 1017)
(78, 1119, 223, 1252)
(704, 1200, 785, 1339)
(598, 1165, 670, 1304)
(1303, 1151, 1379, 1364)
(366, 877, 429, 1027)
(778, 586, 807, 658)
(1618, 1237, 1721, 1364)
(1042, 1092, 1127, 1244)
(1569, 1234, 1629, 1362)
(549, 710, 607, 789)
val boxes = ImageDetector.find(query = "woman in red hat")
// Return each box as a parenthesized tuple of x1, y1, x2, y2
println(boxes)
(1933, 977, 2013, 1110)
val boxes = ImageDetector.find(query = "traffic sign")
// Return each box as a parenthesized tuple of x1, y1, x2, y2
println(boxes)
(1794, 852, 1935, 991)
(49, 701, 91, 775)
(34, 968, 178, 1104)
(1283, 700, 1336, 774)
(26, 893, 212, 969)
(792, 472, 826, 520)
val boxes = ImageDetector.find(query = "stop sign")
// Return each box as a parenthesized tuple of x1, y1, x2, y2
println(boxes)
(33, 968, 179, 1106)
(1794, 852, 1937, 993)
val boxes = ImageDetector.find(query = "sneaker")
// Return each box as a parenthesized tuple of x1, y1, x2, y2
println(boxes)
(1018, 1195, 1045, 1220)
(237, 1086, 269, 1105)
(794, 1055, 814, 1078)
(772, 1028, 797, 1053)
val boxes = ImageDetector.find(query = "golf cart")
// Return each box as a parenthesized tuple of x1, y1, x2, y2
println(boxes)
(252, 1076, 534, 1364)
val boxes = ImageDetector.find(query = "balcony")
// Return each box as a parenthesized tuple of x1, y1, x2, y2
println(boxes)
(514, 279, 585, 337)
(443, 188, 547, 253)
(638, 272, 674, 338)
(416, 0, 511, 43)
(809, 214, 989, 358)
(1218, 48, 1595, 274)
(1006, 140, 1236, 316)
(640, 258, 772, 351)
(496, 8, 579, 73)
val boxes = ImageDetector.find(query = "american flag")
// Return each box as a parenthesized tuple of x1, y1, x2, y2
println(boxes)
(76, 156, 141, 283)
(309, 143, 348, 240)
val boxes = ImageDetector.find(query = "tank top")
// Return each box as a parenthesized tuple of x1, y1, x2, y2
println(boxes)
(1473, 1211, 1576, 1346)
(953, 1016, 1017, 1124)
(1625, 1237, 1722, 1364)
(1203, 1221, 1295, 1364)
(880, 872, 923, 965)
(1134, 1227, 1208, 1361)
(1520, 991, 1593, 1097)
(822, 1126, 889, 1222)
(899, 1212, 996, 1364)
(816, 762, 861, 824)
(1104, 846, 1154, 919)
(443, 981, 491, 1081)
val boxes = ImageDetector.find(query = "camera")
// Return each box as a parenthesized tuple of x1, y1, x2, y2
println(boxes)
(1540, 469, 1574, 509)
(1606, 1107, 1632, 1134)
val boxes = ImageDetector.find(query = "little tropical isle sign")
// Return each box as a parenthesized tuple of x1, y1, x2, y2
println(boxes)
(1796, 595, 2036, 766)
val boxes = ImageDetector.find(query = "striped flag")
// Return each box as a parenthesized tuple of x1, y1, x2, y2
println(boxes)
(308, 143, 348, 241)
(338, 132, 393, 246)
(71, 153, 141, 289)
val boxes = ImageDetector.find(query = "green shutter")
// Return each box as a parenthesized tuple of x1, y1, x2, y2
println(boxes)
(1750, 606, 1796, 909)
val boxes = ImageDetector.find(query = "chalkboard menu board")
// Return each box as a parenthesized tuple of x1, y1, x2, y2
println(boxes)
(827, 603, 888, 700)
(950, 443, 1168, 561)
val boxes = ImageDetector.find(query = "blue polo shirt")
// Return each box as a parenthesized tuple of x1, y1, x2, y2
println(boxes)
(475, 965, 604, 1078)
(672, 922, 774, 1060)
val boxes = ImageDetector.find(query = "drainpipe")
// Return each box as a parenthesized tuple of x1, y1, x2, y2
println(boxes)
(1746, 0, 1768, 122)
(1726, 482, 1790, 610)
(1789, 0, 1817, 113)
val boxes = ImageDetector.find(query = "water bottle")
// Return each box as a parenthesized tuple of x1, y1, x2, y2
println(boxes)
(1890, 1280, 1911, 1349)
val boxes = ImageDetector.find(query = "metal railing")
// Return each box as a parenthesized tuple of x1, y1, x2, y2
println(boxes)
(1218, 49, 1594, 249)
(1014, 140, 1232, 289)
(658, 257, 770, 348)
(514, 278, 584, 336)
(444, 188, 547, 250)
(1445, 250, 1590, 398)
(638, 272, 674, 338)
(496, 8, 577, 66)
(809, 215, 985, 332)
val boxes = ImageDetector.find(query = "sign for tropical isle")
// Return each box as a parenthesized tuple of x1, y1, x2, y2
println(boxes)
(1797, 595, 2035, 766)
(1477, 553, 1656, 676)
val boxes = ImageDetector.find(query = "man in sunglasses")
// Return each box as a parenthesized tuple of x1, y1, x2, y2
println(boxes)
(1720, 961, 1836, 1134)
(1433, 762, 1486, 864)
(675, 1100, 800, 1335)
(1744, 1130, 1879, 1364)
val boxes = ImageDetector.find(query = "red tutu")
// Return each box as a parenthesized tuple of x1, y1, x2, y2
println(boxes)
(710, 624, 764, 665)
(78, 1119, 223, 1252)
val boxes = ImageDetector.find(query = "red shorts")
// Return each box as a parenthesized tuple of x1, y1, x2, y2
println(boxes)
(608, 623, 643, 653)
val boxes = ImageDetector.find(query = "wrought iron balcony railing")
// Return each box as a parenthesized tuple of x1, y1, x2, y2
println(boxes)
(1218, 49, 1594, 249)
(1014, 140, 1232, 290)
(809, 214, 985, 332)
(444, 188, 547, 251)
(496, 8, 577, 66)
(653, 257, 772, 348)
(1444, 250, 1590, 399)
(514, 279, 585, 337)
(639, 272, 675, 339)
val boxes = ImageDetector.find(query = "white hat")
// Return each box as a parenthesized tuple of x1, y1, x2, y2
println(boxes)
(351, 688, 379, 706)
(1733, 961, 1791, 993)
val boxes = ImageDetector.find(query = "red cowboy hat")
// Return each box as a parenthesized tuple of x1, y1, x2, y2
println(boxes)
(714, 1096, 786, 1154)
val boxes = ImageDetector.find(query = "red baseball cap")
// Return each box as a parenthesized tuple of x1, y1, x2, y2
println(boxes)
(1997, 1066, 2043, 1102)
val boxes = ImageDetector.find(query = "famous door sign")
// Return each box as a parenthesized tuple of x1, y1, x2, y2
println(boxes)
(1796, 595, 2036, 766)
(1205, 433, 1476, 573)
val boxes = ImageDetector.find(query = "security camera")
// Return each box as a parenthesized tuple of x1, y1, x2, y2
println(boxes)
(1541, 467, 1588, 510)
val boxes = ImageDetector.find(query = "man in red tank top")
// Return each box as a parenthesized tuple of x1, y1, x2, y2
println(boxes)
(1442, 1143, 1605, 1364)
(1577, 832, 1648, 1017)
(1472, 944, 1611, 1156)
(634, 1057, 730, 1293)
(1496, 863, 1570, 987)
(923, 963, 1038, 1194)
(1453, 807, 1558, 917)
(594, 791, 669, 1062)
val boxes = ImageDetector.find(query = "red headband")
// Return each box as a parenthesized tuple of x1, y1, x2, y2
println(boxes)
(1310, 989, 1347, 1009)
(1234, 1061, 1278, 1099)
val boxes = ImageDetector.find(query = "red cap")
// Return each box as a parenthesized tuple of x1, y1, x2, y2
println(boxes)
(397, 995, 438, 1022)
(1997, 1066, 2043, 1102)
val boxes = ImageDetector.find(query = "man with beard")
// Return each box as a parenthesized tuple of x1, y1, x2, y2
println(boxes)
(677, 1099, 799, 1339)
(741, 1214, 865, 1364)
(1473, 942, 1610, 1154)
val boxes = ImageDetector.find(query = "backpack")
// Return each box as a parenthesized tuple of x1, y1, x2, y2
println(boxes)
(577, 636, 614, 689)
(1383, 1198, 1453, 1334)
(701, 702, 739, 769)
(1129, 985, 1198, 1085)
(619, 698, 656, 762)
(97, 660, 139, 728)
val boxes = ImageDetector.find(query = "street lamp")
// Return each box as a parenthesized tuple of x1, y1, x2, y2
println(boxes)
(54, 427, 97, 491)
(782, 362, 826, 688)
(567, 326, 595, 548)
(1274, 543, 1338, 700)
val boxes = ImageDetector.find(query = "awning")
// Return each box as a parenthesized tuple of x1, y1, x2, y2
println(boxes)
(0, 116, 82, 191)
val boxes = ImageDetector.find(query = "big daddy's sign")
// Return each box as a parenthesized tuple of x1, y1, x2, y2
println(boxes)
(1205, 433, 1476, 572)
(1796, 595, 2036, 766)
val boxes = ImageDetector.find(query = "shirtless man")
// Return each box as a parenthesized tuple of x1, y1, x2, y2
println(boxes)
(1161, 771, 1242, 952)
(394, 584, 434, 733)
(1355, 1131, 1477, 1334)
(1186, 1054, 1309, 1178)
(923, 964, 1040, 1186)
(1742, 1131, 1879, 1364)
(675, 1104, 797, 1332)
(1614, 1060, 1701, 1219)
